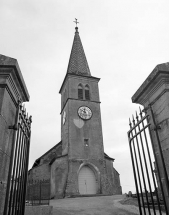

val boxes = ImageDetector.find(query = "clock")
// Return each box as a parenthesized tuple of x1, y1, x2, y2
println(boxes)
(78, 106, 92, 120)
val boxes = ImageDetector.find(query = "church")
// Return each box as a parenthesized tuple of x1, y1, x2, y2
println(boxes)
(28, 26, 122, 198)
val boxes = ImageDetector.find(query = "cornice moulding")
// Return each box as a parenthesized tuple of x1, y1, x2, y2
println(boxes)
(0, 55, 29, 102)
(0, 67, 29, 103)
(59, 73, 100, 94)
(132, 70, 169, 106)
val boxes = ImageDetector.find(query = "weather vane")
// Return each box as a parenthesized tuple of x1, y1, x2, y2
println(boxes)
(74, 18, 79, 27)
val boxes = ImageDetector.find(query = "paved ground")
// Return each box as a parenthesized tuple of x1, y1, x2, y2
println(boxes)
(50, 195, 140, 215)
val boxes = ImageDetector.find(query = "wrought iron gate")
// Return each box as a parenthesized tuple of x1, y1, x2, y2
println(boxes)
(26, 179, 50, 205)
(3, 100, 32, 215)
(128, 106, 169, 214)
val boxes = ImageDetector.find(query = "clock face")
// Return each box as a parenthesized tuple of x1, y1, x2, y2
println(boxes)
(78, 106, 92, 120)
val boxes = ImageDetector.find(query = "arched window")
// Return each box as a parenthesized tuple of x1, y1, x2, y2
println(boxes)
(78, 84, 83, 99)
(85, 85, 90, 100)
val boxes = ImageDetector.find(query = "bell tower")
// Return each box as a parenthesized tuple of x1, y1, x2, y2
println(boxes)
(59, 26, 111, 196)
(60, 26, 104, 158)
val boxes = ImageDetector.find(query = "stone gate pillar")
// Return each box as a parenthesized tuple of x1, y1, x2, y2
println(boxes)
(132, 62, 169, 210)
(0, 55, 29, 215)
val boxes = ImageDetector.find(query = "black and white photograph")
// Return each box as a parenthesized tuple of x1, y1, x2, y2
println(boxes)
(0, 0, 169, 214)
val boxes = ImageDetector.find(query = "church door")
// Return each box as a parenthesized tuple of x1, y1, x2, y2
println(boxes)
(78, 166, 97, 194)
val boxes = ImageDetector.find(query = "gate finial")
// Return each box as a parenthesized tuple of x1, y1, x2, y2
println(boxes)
(136, 111, 139, 122)
(129, 118, 132, 128)
(139, 107, 143, 118)
(132, 114, 135, 126)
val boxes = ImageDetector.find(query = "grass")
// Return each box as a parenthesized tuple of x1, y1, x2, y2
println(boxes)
(119, 197, 139, 207)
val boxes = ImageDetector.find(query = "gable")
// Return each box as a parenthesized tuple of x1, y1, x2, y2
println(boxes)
(32, 141, 62, 168)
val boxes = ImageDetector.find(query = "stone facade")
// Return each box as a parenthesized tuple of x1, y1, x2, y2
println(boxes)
(28, 27, 122, 199)
(28, 144, 121, 198)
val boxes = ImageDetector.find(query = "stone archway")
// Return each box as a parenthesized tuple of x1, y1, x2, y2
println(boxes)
(78, 165, 97, 195)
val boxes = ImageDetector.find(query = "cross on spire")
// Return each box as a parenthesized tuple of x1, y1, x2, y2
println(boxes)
(74, 18, 79, 27)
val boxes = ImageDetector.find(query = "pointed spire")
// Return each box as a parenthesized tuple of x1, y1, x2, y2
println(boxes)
(67, 26, 91, 76)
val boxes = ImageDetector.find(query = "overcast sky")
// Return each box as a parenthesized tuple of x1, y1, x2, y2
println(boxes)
(1, 0, 169, 193)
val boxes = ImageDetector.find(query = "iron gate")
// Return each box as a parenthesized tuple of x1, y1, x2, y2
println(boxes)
(3, 100, 32, 215)
(128, 106, 169, 214)
(26, 179, 50, 206)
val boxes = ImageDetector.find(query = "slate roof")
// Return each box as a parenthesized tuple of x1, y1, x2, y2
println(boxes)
(31, 141, 62, 168)
(67, 27, 91, 76)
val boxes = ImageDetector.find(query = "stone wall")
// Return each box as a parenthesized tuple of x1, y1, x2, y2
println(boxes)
(28, 142, 64, 183)
(105, 158, 122, 195)
(50, 156, 68, 199)
(40, 143, 62, 165)
(32, 142, 62, 168)
(25, 206, 53, 215)
(28, 163, 51, 181)
(0, 88, 16, 214)
(113, 168, 122, 194)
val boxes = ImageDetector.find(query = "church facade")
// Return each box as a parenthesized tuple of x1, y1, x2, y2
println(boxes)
(28, 27, 122, 198)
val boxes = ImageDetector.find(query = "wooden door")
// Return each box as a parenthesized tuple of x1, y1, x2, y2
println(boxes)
(78, 166, 97, 194)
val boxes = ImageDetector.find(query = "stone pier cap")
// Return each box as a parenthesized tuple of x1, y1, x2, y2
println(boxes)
(0, 54, 29, 102)
(132, 62, 169, 106)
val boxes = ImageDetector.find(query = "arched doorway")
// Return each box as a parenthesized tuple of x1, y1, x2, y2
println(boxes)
(78, 166, 97, 194)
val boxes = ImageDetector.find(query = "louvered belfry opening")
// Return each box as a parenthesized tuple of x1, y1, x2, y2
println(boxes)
(85, 85, 90, 100)
(78, 84, 83, 99)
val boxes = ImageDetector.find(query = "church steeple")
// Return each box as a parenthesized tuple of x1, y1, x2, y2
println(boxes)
(67, 27, 91, 76)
